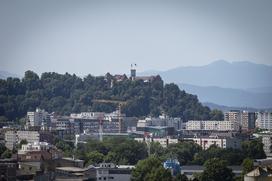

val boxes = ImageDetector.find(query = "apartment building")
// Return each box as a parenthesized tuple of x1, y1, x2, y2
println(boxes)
(185, 120, 240, 131)
(256, 112, 272, 130)
(241, 111, 256, 130)
(26, 108, 50, 128)
(5, 131, 40, 150)
(184, 136, 241, 150)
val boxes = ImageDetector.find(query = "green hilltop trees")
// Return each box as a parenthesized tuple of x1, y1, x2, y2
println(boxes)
(0, 70, 221, 121)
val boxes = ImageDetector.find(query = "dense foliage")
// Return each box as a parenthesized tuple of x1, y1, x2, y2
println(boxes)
(0, 70, 219, 121)
(75, 137, 148, 165)
(0, 143, 12, 159)
(131, 156, 172, 181)
(200, 158, 234, 181)
(55, 137, 265, 168)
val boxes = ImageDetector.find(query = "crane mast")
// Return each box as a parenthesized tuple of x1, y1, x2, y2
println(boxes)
(92, 99, 127, 133)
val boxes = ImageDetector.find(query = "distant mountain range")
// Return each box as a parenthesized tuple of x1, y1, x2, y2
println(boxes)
(140, 60, 272, 109)
(180, 83, 272, 109)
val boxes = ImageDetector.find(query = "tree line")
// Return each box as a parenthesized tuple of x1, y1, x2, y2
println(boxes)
(55, 137, 264, 181)
(0, 70, 223, 122)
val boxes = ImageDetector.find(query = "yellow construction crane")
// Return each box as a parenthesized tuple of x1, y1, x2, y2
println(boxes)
(92, 99, 127, 133)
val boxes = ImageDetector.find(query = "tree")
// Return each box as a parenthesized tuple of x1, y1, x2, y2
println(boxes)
(85, 151, 104, 165)
(200, 158, 234, 181)
(150, 142, 165, 158)
(1, 149, 12, 159)
(166, 142, 201, 165)
(242, 158, 254, 175)
(131, 156, 172, 181)
(0, 144, 7, 156)
(209, 109, 224, 120)
(193, 146, 244, 165)
(19, 139, 28, 149)
(242, 139, 266, 159)
(0, 70, 217, 122)
(174, 173, 188, 181)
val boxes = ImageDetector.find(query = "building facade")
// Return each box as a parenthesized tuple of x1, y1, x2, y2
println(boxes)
(26, 108, 50, 128)
(184, 136, 241, 150)
(185, 120, 240, 131)
(5, 131, 40, 150)
(256, 112, 272, 130)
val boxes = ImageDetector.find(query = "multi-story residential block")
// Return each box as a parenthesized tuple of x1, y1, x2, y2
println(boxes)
(256, 112, 272, 130)
(224, 110, 241, 123)
(224, 110, 256, 131)
(5, 131, 40, 150)
(254, 131, 272, 158)
(137, 116, 182, 131)
(185, 120, 240, 131)
(26, 108, 50, 128)
(184, 136, 241, 150)
(241, 111, 256, 131)
(51, 111, 127, 135)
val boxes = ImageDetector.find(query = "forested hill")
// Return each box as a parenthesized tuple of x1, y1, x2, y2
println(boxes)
(0, 70, 222, 121)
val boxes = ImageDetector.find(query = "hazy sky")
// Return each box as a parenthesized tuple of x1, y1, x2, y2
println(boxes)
(0, 0, 272, 76)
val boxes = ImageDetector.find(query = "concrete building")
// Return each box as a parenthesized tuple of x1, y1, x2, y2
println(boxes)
(244, 166, 272, 181)
(26, 108, 50, 128)
(96, 163, 134, 181)
(137, 116, 182, 131)
(135, 137, 178, 148)
(256, 112, 272, 130)
(185, 120, 240, 131)
(50, 111, 127, 137)
(18, 142, 51, 154)
(0, 158, 17, 181)
(254, 131, 272, 158)
(241, 111, 256, 131)
(184, 136, 241, 150)
(224, 110, 241, 123)
(224, 110, 256, 131)
(5, 131, 40, 150)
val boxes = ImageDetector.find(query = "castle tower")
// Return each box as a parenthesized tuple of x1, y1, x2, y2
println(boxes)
(130, 64, 136, 80)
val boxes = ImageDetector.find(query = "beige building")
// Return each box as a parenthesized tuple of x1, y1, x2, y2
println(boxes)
(5, 131, 40, 150)
(244, 166, 272, 181)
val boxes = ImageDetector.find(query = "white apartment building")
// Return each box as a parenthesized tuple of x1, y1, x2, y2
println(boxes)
(18, 142, 51, 154)
(134, 137, 178, 148)
(5, 131, 40, 150)
(256, 112, 272, 130)
(253, 131, 272, 157)
(27, 108, 50, 127)
(137, 116, 182, 131)
(185, 120, 240, 131)
(184, 136, 241, 150)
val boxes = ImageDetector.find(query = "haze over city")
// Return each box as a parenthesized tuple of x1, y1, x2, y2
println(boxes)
(1, 0, 272, 76)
